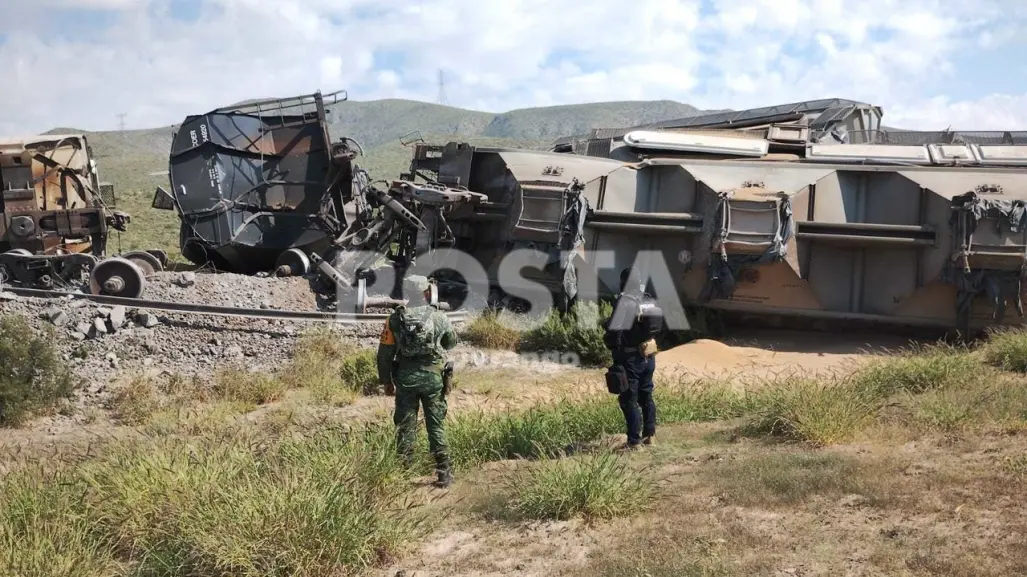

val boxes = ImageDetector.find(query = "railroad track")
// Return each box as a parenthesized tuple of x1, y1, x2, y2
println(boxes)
(0, 286, 471, 324)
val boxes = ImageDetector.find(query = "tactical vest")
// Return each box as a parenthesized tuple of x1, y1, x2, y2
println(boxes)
(637, 298, 665, 338)
(610, 294, 665, 347)
(393, 305, 446, 363)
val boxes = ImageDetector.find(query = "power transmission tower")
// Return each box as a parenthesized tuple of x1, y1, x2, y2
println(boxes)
(117, 113, 127, 139)
(436, 69, 448, 106)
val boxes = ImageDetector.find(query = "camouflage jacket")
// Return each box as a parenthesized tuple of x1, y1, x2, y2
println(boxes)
(376, 305, 458, 385)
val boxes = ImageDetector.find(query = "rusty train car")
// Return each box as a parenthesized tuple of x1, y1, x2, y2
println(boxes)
(0, 133, 162, 295)
(400, 98, 1027, 335)
(0, 134, 118, 255)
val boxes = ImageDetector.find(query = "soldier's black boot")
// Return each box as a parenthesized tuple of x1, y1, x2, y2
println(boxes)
(433, 468, 453, 488)
(433, 454, 453, 488)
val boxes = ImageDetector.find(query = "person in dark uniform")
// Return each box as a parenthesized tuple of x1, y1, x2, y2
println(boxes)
(603, 267, 661, 448)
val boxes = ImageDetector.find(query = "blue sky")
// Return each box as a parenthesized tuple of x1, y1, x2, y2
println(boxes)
(0, 0, 1025, 134)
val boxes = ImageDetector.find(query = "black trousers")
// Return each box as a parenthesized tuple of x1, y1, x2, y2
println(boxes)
(616, 352, 657, 445)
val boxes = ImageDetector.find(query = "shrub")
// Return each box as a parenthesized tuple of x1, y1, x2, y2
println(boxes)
(0, 313, 80, 427)
(339, 348, 380, 395)
(518, 301, 613, 367)
(494, 451, 653, 521)
(460, 309, 523, 350)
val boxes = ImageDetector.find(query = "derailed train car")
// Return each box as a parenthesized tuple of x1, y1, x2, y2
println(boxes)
(0, 133, 157, 294)
(401, 99, 1027, 335)
(158, 90, 357, 275)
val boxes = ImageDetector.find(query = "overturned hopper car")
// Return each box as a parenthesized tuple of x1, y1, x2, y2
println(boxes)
(402, 99, 1027, 335)
(159, 90, 358, 275)
(0, 133, 150, 293)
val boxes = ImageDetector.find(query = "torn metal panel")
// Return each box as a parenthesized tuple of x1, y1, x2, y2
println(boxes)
(0, 133, 117, 256)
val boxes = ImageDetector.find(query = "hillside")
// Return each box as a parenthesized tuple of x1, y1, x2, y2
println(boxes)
(78, 97, 701, 157)
(69, 97, 702, 258)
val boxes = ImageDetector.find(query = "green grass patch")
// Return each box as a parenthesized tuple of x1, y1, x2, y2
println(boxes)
(983, 328, 1027, 372)
(447, 397, 622, 468)
(745, 344, 990, 446)
(1002, 454, 1027, 483)
(0, 313, 81, 427)
(490, 451, 654, 522)
(0, 425, 422, 577)
(445, 382, 749, 470)
(746, 376, 883, 446)
(852, 342, 982, 397)
(339, 348, 380, 395)
(212, 368, 287, 406)
(517, 301, 613, 367)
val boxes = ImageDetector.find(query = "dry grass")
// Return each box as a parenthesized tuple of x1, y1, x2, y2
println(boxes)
(284, 328, 378, 406)
(211, 368, 287, 406)
(8, 327, 1027, 576)
(700, 450, 896, 507)
(107, 375, 162, 426)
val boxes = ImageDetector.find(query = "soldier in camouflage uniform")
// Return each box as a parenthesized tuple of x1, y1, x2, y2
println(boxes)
(377, 275, 459, 488)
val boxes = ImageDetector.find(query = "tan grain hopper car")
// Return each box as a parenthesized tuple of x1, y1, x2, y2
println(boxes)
(404, 98, 1027, 335)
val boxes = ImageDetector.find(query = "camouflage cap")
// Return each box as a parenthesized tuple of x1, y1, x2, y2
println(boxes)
(404, 275, 432, 292)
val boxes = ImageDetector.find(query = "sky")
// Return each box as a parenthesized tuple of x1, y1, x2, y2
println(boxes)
(0, 0, 1025, 134)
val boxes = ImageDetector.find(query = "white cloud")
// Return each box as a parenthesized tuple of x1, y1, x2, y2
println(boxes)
(0, 0, 1025, 134)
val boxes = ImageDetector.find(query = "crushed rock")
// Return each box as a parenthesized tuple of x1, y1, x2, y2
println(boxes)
(0, 272, 395, 434)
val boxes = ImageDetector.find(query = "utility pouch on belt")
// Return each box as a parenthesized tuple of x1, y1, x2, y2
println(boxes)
(442, 361, 454, 395)
(641, 338, 658, 357)
(605, 365, 629, 394)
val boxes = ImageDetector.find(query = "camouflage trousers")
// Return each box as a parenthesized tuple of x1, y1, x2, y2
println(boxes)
(393, 365, 451, 473)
